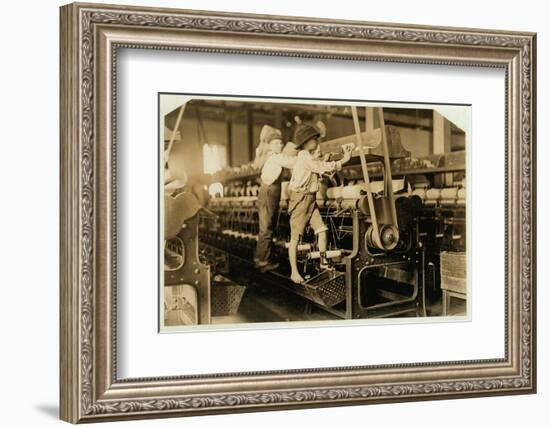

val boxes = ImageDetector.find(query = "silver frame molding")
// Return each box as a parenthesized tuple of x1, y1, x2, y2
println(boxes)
(60, 2, 537, 423)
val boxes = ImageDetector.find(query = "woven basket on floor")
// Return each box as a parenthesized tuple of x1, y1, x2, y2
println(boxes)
(211, 278, 246, 316)
(440, 251, 467, 294)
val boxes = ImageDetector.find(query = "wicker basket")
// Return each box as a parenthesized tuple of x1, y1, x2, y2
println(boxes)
(440, 251, 467, 294)
(211, 277, 246, 316)
(294, 270, 346, 308)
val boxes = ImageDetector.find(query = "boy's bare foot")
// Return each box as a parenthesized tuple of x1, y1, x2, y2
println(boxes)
(319, 262, 331, 270)
(290, 272, 305, 284)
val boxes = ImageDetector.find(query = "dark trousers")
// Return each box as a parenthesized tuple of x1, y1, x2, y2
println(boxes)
(254, 182, 282, 264)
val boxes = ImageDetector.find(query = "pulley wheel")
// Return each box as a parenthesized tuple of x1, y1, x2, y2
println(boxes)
(365, 224, 399, 251)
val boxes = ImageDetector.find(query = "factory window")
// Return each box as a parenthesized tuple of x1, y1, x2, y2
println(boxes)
(202, 144, 227, 175)
(208, 182, 223, 198)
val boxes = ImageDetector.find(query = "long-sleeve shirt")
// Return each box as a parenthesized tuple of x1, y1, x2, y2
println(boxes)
(288, 150, 342, 193)
(260, 153, 296, 185)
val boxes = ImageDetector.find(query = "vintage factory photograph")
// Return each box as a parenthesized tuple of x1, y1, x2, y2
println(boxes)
(161, 94, 469, 330)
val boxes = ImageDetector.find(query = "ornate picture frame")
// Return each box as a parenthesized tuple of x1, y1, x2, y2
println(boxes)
(60, 2, 536, 423)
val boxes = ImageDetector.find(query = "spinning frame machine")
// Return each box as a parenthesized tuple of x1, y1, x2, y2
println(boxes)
(165, 105, 467, 324)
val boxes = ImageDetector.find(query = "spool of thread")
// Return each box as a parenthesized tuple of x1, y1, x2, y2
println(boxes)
(412, 188, 427, 200)
(326, 186, 343, 199)
(365, 179, 406, 194)
(426, 188, 442, 200)
(308, 250, 342, 260)
(340, 199, 359, 210)
(440, 188, 459, 200)
(284, 243, 312, 251)
(357, 196, 370, 216)
(342, 184, 364, 200)
(394, 178, 408, 193)
(370, 181, 385, 193)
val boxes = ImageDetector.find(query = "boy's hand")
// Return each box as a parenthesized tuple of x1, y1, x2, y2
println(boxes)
(341, 144, 354, 164)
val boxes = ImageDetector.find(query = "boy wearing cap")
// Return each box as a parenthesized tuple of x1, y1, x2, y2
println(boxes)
(254, 131, 297, 272)
(287, 123, 353, 284)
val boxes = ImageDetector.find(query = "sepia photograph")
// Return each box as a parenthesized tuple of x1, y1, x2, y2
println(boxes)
(161, 94, 469, 330)
(57, 3, 536, 421)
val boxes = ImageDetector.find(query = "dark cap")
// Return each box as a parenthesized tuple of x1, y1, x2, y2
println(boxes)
(294, 123, 321, 148)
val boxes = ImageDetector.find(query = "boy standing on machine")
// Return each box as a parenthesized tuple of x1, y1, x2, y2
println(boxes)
(287, 123, 353, 284)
